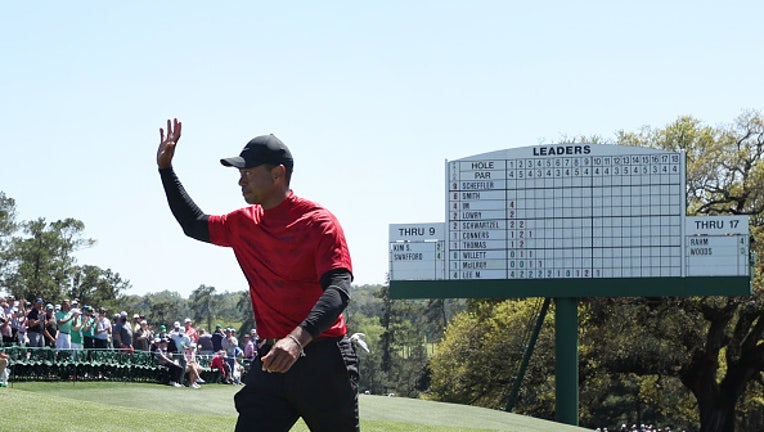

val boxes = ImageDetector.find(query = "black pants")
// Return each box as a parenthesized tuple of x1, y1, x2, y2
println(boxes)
(234, 335, 359, 432)
(162, 362, 183, 383)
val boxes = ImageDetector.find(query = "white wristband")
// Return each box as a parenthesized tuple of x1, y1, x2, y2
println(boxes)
(286, 334, 306, 357)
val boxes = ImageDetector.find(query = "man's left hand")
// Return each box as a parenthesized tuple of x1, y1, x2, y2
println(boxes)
(260, 335, 306, 373)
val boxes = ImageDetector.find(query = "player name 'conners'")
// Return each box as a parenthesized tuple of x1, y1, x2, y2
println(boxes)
(532, 145, 591, 156)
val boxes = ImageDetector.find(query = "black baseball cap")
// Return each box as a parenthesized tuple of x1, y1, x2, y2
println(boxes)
(220, 134, 293, 169)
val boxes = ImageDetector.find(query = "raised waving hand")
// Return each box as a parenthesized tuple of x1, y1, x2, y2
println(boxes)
(157, 118, 182, 169)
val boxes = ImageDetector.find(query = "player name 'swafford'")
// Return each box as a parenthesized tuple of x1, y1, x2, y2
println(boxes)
(392, 253, 424, 260)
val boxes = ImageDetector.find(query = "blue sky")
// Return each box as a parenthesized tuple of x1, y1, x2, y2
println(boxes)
(2, 1, 763, 297)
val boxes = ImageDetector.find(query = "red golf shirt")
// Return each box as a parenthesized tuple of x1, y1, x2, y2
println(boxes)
(208, 191, 352, 339)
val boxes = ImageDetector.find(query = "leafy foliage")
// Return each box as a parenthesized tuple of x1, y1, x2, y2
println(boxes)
(426, 299, 555, 417)
(344, 284, 466, 397)
(0, 191, 18, 276)
(69, 264, 131, 312)
(607, 112, 764, 432)
(3, 217, 95, 301)
(190, 284, 224, 332)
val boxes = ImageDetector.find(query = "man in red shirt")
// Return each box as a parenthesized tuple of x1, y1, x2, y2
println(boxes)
(210, 349, 232, 383)
(183, 318, 198, 343)
(157, 119, 358, 432)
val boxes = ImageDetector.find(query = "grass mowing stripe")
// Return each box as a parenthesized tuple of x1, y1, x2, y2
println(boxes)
(5, 382, 591, 431)
(1, 387, 233, 432)
(2, 390, 496, 432)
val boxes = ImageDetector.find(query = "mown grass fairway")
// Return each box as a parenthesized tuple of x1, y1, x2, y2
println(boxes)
(2, 382, 590, 431)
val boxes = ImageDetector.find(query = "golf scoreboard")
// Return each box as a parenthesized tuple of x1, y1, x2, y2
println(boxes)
(389, 144, 752, 297)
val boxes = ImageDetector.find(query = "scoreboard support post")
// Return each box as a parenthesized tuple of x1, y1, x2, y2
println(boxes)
(555, 297, 579, 425)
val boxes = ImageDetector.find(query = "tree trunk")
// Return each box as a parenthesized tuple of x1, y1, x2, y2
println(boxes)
(691, 365, 744, 432)
(699, 404, 736, 432)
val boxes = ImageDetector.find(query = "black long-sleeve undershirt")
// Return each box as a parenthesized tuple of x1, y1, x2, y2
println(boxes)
(304, 269, 352, 339)
(158, 167, 350, 339)
(159, 167, 210, 242)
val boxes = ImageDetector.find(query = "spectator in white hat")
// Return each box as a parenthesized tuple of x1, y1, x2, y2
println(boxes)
(69, 308, 85, 358)
(154, 338, 183, 388)
(183, 317, 198, 343)
(43, 304, 58, 348)
(132, 314, 142, 333)
(134, 320, 151, 351)
(243, 334, 256, 361)
(113, 312, 133, 353)
(94, 308, 111, 349)
(54, 299, 76, 350)
(170, 323, 191, 384)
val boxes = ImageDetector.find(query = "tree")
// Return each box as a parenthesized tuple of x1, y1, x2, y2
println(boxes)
(426, 299, 556, 416)
(0, 192, 18, 279)
(69, 264, 131, 312)
(235, 290, 255, 337)
(4, 217, 94, 301)
(144, 290, 188, 328)
(344, 283, 468, 396)
(190, 284, 221, 332)
(375, 283, 444, 397)
(579, 298, 699, 429)
(344, 284, 386, 394)
(583, 111, 764, 432)
(347, 314, 385, 394)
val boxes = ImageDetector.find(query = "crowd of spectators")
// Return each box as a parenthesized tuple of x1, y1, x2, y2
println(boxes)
(0, 295, 262, 389)
(594, 424, 684, 432)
